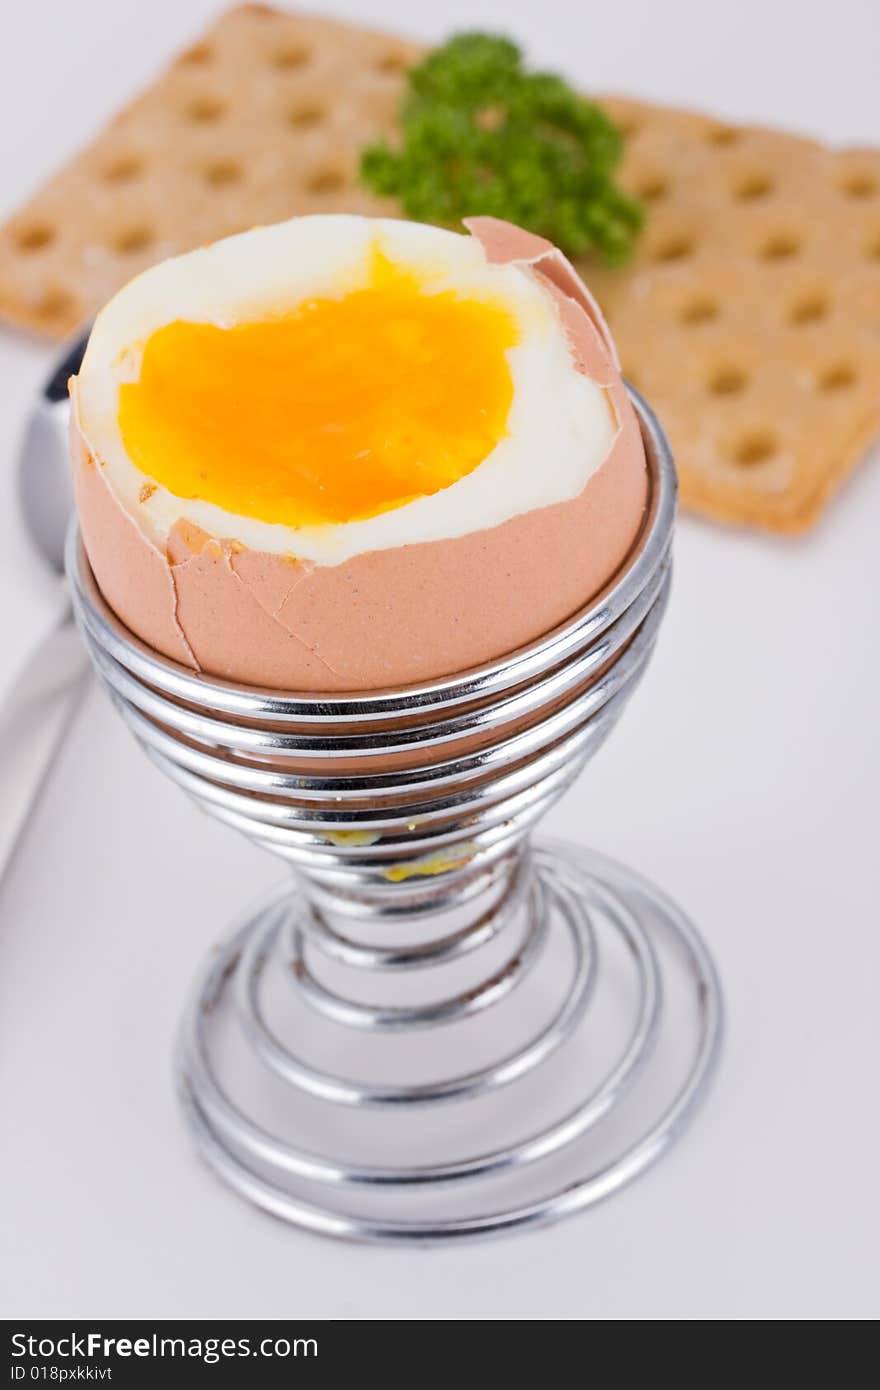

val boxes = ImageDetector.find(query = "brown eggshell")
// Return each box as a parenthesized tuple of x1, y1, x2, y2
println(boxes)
(71, 224, 648, 694)
(70, 396, 196, 670)
(165, 520, 341, 687)
(463, 216, 621, 369)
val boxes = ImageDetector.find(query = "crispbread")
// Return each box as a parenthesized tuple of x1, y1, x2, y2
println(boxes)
(589, 97, 880, 531)
(0, 5, 416, 335)
(1, 4, 877, 531)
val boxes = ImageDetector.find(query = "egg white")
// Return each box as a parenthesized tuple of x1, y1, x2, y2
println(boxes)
(76, 216, 617, 565)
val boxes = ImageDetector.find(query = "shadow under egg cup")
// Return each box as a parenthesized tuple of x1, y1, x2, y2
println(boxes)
(68, 387, 723, 1243)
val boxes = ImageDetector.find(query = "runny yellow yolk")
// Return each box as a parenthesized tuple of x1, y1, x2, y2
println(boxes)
(117, 248, 519, 528)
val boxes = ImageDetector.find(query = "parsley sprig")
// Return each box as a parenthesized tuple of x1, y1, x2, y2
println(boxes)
(360, 33, 644, 265)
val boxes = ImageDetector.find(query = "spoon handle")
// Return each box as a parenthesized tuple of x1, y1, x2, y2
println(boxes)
(0, 605, 89, 887)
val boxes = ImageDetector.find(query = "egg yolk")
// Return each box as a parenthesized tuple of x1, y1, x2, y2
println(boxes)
(118, 248, 519, 528)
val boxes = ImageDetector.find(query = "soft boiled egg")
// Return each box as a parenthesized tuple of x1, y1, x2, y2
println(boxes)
(71, 214, 648, 691)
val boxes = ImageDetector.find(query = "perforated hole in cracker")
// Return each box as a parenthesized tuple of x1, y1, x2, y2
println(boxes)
(636, 175, 669, 202)
(305, 167, 347, 194)
(103, 154, 144, 184)
(735, 173, 774, 201)
(34, 287, 76, 324)
(113, 225, 155, 255)
(760, 232, 802, 261)
(706, 126, 739, 147)
(204, 159, 243, 187)
(179, 43, 213, 66)
(375, 50, 410, 74)
(653, 234, 694, 263)
(680, 296, 720, 325)
(709, 367, 749, 397)
(287, 102, 326, 128)
(841, 173, 876, 199)
(817, 363, 857, 393)
(733, 431, 777, 467)
(184, 95, 227, 123)
(789, 293, 829, 326)
(273, 42, 310, 69)
(15, 223, 54, 253)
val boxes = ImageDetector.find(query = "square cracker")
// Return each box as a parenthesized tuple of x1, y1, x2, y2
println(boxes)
(0, 5, 418, 335)
(1, 4, 878, 533)
(587, 97, 880, 532)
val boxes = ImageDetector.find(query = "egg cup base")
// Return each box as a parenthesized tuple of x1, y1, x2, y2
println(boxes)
(171, 841, 722, 1243)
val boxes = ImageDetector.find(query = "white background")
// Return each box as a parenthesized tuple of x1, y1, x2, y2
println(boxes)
(1, 0, 878, 1320)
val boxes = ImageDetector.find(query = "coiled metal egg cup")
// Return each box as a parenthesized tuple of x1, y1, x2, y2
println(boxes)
(68, 388, 723, 1243)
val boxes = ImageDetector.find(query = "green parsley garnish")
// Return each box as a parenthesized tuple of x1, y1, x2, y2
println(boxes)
(360, 33, 644, 265)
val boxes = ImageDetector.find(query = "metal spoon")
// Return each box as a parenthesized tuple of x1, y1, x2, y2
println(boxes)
(18, 332, 87, 571)
(0, 330, 90, 883)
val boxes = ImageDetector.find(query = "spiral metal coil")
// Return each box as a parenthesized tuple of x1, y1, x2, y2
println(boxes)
(68, 388, 723, 1243)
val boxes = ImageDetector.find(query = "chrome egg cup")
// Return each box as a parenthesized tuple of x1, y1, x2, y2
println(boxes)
(68, 388, 723, 1243)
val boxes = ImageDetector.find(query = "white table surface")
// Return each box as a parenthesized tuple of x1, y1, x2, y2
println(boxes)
(1, 0, 878, 1321)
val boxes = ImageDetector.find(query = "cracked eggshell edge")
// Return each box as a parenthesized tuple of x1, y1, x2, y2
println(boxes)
(70, 222, 647, 693)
